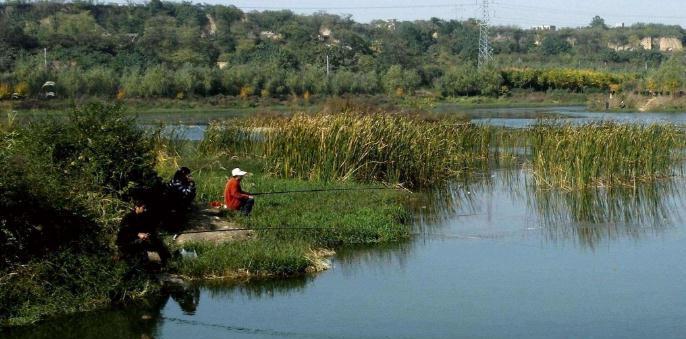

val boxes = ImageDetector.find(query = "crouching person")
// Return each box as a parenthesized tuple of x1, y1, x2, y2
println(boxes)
(117, 200, 171, 267)
(224, 168, 254, 216)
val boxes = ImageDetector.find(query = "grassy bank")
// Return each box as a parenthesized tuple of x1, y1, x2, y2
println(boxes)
(156, 137, 412, 279)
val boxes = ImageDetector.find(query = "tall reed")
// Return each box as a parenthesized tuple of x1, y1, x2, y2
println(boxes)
(203, 113, 502, 187)
(529, 122, 684, 190)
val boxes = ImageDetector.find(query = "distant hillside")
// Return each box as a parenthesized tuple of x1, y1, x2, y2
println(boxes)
(1, 1, 685, 100)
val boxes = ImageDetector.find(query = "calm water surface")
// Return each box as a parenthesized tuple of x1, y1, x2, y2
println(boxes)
(6, 169, 686, 338)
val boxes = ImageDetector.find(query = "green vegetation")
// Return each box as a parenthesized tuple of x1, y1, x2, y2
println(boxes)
(1, 104, 414, 326)
(202, 113, 510, 188)
(157, 131, 412, 279)
(0, 103, 160, 326)
(2, 1, 686, 108)
(4, 101, 686, 327)
(529, 122, 684, 190)
(172, 240, 314, 279)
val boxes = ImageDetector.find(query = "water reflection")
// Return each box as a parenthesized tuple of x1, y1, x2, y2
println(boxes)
(2, 283, 201, 339)
(418, 169, 685, 249)
(202, 276, 312, 300)
(333, 242, 415, 278)
(528, 181, 683, 249)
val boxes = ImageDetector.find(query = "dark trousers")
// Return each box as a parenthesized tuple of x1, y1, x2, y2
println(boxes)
(240, 198, 255, 216)
(121, 235, 171, 265)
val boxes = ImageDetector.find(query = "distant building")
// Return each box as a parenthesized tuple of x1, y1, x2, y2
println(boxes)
(532, 25, 556, 31)
(259, 31, 283, 41)
(374, 19, 398, 31)
(319, 27, 332, 38)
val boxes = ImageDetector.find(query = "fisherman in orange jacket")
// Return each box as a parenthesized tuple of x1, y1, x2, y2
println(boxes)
(224, 168, 254, 216)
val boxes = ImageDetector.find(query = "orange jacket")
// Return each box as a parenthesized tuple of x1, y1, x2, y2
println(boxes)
(224, 178, 250, 210)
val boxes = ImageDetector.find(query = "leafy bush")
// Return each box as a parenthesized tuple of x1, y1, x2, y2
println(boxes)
(0, 103, 163, 326)
(0, 103, 158, 268)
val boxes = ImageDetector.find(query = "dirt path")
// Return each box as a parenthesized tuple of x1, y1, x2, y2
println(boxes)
(639, 97, 659, 112)
(173, 208, 254, 245)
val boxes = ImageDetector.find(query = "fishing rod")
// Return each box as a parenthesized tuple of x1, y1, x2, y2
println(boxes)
(168, 213, 482, 238)
(168, 226, 338, 239)
(214, 184, 412, 198)
(251, 186, 410, 196)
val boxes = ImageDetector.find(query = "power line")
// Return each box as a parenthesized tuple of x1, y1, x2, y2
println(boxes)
(492, 2, 686, 23)
(237, 3, 477, 11)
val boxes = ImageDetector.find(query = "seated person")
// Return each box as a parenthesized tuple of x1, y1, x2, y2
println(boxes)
(224, 168, 254, 216)
(167, 167, 196, 212)
(117, 200, 171, 266)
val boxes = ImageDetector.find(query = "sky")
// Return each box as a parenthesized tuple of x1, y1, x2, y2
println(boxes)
(198, 0, 686, 28)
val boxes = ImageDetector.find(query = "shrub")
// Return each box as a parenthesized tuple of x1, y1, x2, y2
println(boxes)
(0, 103, 159, 267)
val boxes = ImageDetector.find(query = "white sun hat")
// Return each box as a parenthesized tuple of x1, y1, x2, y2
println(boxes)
(231, 168, 248, 176)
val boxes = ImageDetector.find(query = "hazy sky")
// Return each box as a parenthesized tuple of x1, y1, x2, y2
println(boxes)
(201, 0, 686, 27)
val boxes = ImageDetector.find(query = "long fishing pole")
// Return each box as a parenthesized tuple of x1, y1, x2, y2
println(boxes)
(168, 213, 482, 238)
(214, 184, 412, 198)
(251, 186, 409, 196)
(170, 227, 328, 237)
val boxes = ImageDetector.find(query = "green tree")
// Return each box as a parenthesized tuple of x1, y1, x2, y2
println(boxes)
(540, 35, 572, 56)
(589, 16, 608, 30)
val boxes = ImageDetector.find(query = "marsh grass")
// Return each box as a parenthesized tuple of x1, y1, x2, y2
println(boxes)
(202, 113, 507, 188)
(529, 122, 684, 190)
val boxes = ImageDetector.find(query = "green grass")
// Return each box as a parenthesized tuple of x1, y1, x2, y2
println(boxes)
(157, 141, 412, 279)
(171, 240, 313, 279)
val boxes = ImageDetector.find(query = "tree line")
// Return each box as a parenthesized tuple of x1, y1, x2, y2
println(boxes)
(1, 1, 686, 100)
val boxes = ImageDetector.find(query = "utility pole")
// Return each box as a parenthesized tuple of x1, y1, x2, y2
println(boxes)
(477, 0, 493, 69)
(44, 48, 47, 69)
(326, 54, 330, 77)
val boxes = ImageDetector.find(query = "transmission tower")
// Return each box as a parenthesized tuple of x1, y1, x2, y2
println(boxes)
(477, 0, 493, 69)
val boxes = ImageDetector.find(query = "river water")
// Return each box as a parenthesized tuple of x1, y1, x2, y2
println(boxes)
(6, 107, 686, 338)
(157, 106, 686, 141)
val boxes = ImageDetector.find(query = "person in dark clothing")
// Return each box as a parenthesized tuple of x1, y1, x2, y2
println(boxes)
(166, 167, 196, 218)
(167, 167, 196, 211)
(163, 167, 197, 233)
(117, 200, 171, 266)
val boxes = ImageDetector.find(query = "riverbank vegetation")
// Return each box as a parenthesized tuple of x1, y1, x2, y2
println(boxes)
(3, 101, 686, 327)
(0, 103, 160, 326)
(0, 105, 413, 326)
(155, 125, 412, 279)
(201, 113, 514, 188)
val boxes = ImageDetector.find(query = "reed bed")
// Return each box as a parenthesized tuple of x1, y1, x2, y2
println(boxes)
(529, 122, 684, 190)
(202, 113, 503, 187)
